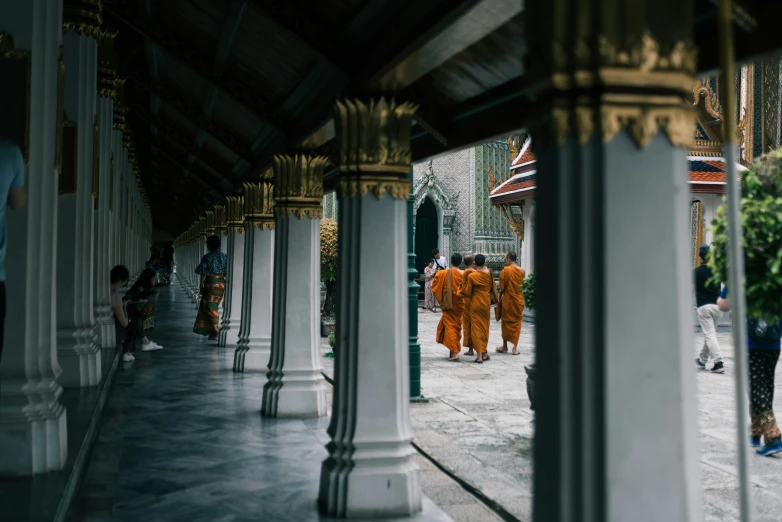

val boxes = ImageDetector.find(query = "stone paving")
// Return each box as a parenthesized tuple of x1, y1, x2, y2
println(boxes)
(324, 309, 782, 522)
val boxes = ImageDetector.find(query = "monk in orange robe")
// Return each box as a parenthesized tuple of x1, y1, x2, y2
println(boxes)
(432, 253, 464, 361)
(460, 255, 476, 356)
(461, 254, 498, 363)
(497, 251, 526, 355)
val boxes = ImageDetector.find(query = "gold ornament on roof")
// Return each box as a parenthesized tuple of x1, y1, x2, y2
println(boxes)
(62, 0, 104, 39)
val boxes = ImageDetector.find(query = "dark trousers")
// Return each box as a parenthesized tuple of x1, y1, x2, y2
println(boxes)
(0, 282, 5, 366)
(749, 350, 781, 441)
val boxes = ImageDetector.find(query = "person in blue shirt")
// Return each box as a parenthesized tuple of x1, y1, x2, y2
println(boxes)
(718, 287, 782, 456)
(0, 140, 27, 366)
(193, 235, 228, 340)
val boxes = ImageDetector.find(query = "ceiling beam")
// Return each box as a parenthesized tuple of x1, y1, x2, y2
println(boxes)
(104, 2, 283, 131)
(128, 77, 255, 157)
(368, 0, 523, 92)
(145, 146, 224, 196)
(131, 110, 239, 183)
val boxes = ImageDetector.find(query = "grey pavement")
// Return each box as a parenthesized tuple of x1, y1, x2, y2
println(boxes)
(323, 310, 782, 522)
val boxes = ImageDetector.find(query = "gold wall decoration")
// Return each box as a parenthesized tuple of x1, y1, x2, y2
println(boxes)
(0, 32, 31, 163)
(63, 0, 104, 38)
(333, 98, 417, 200)
(273, 154, 325, 219)
(498, 202, 525, 241)
(244, 181, 275, 229)
(225, 196, 245, 232)
(59, 121, 78, 194)
(214, 204, 227, 236)
(487, 164, 498, 192)
(56, 46, 65, 174)
(92, 115, 100, 209)
(690, 200, 704, 267)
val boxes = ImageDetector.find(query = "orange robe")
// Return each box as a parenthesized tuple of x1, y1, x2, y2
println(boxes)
(460, 268, 475, 348)
(462, 271, 493, 353)
(432, 267, 464, 354)
(499, 265, 526, 346)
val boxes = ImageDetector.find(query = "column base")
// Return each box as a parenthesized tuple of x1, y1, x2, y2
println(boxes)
(56, 327, 102, 388)
(262, 370, 327, 418)
(233, 338, 270, 372)
(318, 444, 421, 518)
(0, 382, 68, 476)
(94, 307, 116, 349)
(218, 320, 241, 347)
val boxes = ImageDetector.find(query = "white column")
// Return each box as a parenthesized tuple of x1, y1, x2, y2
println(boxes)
(235, 182, 274, 371)
(219, 196, 245, 347)
(262, 156, 326, 417)
(93, 95, 115, 349)
(318, 100, 421, 517)
(56, 31, 101, 388)
(0, 0, 68, 475)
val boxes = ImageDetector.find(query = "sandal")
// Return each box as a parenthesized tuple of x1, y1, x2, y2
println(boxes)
(495, 346, 508, 353)
(483, 354, 491, 361)
(448, 356, 460, 362)
(474, 359, 483, 364)
(511, 350, 520, 356)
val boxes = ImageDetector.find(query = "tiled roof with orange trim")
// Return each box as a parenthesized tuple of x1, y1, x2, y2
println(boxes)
(511, 147, 536, 168)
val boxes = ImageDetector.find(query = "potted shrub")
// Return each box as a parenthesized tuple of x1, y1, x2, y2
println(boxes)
(320, 218, 338, 337)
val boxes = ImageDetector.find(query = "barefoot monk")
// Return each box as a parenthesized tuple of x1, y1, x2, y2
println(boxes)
(432, 253, 464, 361)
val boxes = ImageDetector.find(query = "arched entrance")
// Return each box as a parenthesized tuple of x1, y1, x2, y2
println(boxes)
(415, 196, 438, 275)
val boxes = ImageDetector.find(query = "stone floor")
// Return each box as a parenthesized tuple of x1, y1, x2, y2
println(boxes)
(67, 282, 472, 522)
(330, 307, 782, 522)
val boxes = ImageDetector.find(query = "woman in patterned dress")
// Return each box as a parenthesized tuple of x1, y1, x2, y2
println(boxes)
(424, 259, 437, 312)
(193, 235, 228, 340)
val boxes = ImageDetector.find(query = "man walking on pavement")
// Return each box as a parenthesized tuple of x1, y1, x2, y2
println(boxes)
(694, 244, 725, 373)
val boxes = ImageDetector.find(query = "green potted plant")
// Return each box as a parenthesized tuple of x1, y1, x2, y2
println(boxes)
(709, 150, 782, 320)
(325, 331, 336, 358)
(320, 218, 338, 337)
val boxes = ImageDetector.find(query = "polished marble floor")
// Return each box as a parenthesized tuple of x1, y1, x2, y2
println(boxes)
(70, 281, 453, 522)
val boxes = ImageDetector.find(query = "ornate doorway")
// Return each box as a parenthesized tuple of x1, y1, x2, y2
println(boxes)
(415, 196, 438, 275)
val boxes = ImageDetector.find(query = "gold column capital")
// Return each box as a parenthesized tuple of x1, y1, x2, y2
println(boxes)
(333, 98, 417, 200)
(204, 209, 216, 237)
(225, 195, 245, 232)
(524, 3, 697, 150)
(243, 181, 275, 229)
(272, 154, 325, 219)
(197, 216, 207, 239)
(214, 204, 227, 236)
(62, 0, 104, 39)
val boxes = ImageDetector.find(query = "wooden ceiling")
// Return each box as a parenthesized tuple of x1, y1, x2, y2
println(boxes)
(101, 0, 782, 234)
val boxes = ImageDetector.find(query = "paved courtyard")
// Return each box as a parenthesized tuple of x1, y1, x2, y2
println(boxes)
(327, 309, 782, 522)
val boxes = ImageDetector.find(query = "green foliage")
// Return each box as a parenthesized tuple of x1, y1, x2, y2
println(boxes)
(328, 331, 335, 348)
(709, 148, 782, 320)
(521, 271, 535, 310)
(320, 219, 338, 283)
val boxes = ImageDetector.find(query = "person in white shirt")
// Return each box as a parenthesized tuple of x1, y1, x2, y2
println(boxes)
(432, 248, 448, 271)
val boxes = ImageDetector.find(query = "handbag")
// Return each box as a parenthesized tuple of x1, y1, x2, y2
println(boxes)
(490, 271, 502, 321)
(440, 269, 453, 311)
(138, 302, 155, 331)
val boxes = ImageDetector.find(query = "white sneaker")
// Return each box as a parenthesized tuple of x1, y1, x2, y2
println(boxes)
(122, 352, 135, 362)
(141, 341, 163, 351)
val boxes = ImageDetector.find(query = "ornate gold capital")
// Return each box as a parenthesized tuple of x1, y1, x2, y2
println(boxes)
(214, 204, 227, 236)
(225, 195, 245, 232)
(204, 210, 216, 236)
(97, 30, 119, 99)
(243, 181, 275, 229)
(197, 217, 207, 239)
(63, 0, 103, 39)
(332, 98, 417, 200)
(272, 154, 325, 220)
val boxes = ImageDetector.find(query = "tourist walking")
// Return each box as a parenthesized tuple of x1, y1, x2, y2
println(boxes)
(460, 255, 476, 356)
(194, 235, 228, 340)
(496, 252, 525, 356)
(694, 245, 725, 373)
(461, 254, 499, 363)
(718, 287, 782, 456)
(432, 253, 464, 361)
(423, 259, 437, 312)
(0, 140, 26, 367)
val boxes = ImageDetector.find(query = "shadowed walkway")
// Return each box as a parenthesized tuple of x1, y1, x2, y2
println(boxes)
(71, 280, 452, 522)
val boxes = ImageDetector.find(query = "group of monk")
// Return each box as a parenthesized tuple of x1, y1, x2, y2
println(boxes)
(431, 251, 526, 363)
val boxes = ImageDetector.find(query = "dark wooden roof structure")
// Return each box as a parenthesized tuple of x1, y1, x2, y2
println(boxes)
(99, 0, 782, 234)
